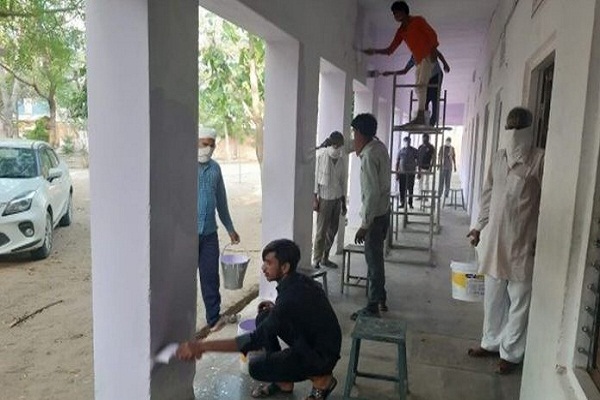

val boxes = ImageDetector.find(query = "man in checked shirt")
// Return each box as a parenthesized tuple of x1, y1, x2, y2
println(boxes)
(197, 127, 240, 332)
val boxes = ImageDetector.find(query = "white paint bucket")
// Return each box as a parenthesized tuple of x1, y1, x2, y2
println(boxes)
(450, 260, 484, 302)
(237, 318, 256, 373)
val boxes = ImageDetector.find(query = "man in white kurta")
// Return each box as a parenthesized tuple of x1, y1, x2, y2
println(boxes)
(467, 107, 544, 374)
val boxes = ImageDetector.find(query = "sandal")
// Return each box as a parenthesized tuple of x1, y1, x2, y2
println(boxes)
(251, 382, 293, 398)
(305, 376, 337, 400)
(496, 359, 519, 375)
(467, 347, 499, 358)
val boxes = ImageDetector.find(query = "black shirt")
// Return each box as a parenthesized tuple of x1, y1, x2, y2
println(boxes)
(236, 272, 342, 363)
(417, 142, 436, 169)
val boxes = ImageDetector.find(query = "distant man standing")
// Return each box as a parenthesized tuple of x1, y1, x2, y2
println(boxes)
(396, 136, 418, 209)
(438, 137, 456, 199)
(467, 107, 544, 375)
(197, 127, 240, 331)
(417, 133, 435, 197)
(364, 1, 449, 126)
(351, 113, 391, 319)
(313, 131, 347, 269)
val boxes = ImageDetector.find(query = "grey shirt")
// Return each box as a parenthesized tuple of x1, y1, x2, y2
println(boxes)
(359, 139, 391, 229)
(396, 145, 418, 173)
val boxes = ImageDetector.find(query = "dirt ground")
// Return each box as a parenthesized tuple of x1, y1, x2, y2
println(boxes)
(0, 160, 263, 400)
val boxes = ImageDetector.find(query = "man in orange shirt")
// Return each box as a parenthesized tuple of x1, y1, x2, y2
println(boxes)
(364, 1, 449, 126)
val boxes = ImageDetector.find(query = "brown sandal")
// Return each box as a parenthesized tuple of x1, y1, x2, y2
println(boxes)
(467, 347, 499, 358)
(496, 359, 519, 375)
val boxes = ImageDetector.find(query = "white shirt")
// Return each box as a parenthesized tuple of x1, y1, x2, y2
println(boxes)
(474, 148, 544, 281)
(359, 139, 391, 229)
(314, 149, 346, 200)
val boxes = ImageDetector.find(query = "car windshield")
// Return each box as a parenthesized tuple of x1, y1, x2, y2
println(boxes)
(0, 147, 38, 179)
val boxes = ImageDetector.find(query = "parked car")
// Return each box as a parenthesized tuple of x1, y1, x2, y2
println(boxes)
(0, 139, 73, 260)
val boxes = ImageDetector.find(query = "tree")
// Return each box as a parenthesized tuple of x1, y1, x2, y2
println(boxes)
(198, 9, 265, 165)
(0, 70, 20, 137)
(0, 0, 84, 145)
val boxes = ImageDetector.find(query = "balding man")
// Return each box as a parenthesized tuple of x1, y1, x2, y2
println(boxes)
(467, 107, 544, 374)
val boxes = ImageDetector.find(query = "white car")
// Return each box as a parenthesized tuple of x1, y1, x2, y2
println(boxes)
(0, 139, 73, 259)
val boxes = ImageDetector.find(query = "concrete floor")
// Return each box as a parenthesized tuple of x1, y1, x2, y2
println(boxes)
(192, 207, 522, 400)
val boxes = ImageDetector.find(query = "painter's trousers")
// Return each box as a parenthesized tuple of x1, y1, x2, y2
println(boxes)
(415, 57, 435, 111)
(480, 275, 532, 363)
(364, 212, 389, 311)
(198, 232, 221, 327)
(248, 309, 338, 382)
(313, 198, 342, 263)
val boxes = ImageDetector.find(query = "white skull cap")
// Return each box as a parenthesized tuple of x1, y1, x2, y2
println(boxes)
(198, 127, 217, 139)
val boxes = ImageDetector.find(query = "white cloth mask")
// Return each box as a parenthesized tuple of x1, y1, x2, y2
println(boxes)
(506, 127, 533, 168)
(198, 146, 214, 163)
(327, 146, 343, 159)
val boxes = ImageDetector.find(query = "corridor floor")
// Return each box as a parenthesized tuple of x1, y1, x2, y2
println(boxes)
(192, 207, 522, 400)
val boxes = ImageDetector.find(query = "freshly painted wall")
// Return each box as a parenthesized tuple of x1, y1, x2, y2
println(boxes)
(461, 0, 600, 399)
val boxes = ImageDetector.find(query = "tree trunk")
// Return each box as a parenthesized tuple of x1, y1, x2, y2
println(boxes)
(48, 92, 58, 147)
(224, 121, 231, 160)
(0, 76, 19, 138)
(248, 38, 264, 173)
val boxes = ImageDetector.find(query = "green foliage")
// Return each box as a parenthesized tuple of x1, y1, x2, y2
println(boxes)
(0, 0, 85, 141)
(61, 135, 74, 154)
(26, 117, 49, 142)
(199, 9, 265, 143)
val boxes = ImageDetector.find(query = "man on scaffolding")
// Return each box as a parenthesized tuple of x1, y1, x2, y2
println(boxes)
(363, 1, 450, 126)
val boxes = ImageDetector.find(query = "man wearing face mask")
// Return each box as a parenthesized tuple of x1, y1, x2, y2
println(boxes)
(466, 107, 544, 375)
(313, 131, 347, 269)
(197, 127, 240, 332)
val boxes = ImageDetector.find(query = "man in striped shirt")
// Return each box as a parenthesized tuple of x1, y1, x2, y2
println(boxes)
(312, 131, 347, 269)
(197, 127, 240, 331)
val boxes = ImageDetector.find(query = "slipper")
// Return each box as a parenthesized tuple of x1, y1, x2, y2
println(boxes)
(496, 359, 519, 375)
(467, 347, 499, 358)
(251, 383, 293, 398)
(305, 376, 337, 400)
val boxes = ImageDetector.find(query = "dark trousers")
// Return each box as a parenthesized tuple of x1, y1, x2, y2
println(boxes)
(249, 310, 337, 382)
(426, 73, 443, 126)
(398, 173, 415, 206)
(364, 213, 389, 310)
(439, 169, 452, 197)
(198, 232, 220, 326)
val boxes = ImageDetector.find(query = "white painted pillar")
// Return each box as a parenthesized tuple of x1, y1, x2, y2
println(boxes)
(316, 61, 347, 255)
(347, 83, 374, 229)
(261, 42, 320, 299)
(87, 1, 197, 399)
(316, 61, 346, 144)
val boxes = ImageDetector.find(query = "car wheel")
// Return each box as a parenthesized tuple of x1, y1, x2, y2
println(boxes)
(59, 192, 73, 227)
(31, 211, 53, 260)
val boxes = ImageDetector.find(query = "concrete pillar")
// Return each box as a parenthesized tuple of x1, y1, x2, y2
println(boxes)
(316, 60, 347, 254)
(260, 42, 320, 299)
(347, 82, 374, 229)
(87, 1, 198, 398)
(317, 60, 346, 144)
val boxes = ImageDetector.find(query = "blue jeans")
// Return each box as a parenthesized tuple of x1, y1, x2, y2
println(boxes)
(364, 213, 389, 310)
(199, 232, 220, 326)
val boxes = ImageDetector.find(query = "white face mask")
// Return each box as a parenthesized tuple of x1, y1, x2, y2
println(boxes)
(506, 127, 533, 167)
(198, 146, 214, 163)
(327, 146, 342, 159)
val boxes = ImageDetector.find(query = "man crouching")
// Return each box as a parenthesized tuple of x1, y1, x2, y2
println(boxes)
(177, 239, 341, 400)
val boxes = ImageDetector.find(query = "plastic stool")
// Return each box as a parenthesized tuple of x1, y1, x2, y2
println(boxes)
(343, 316, 408, 400)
